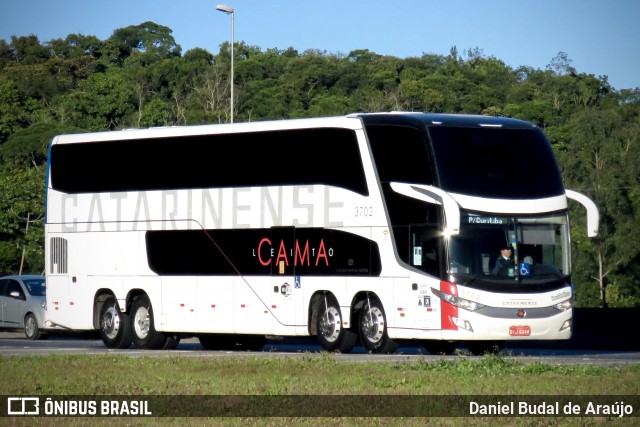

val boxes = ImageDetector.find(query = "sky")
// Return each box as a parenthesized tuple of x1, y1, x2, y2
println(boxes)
(0, 0, 638, 90)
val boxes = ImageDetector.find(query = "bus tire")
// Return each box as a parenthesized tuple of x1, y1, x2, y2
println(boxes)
(358, 295, 397, 354)
(131, 294, 168, 349)
(466, 340, 505, 355)
(316, 296, 356, 353)
(99, 296, 133, 349)
(423, 340, 458, 355)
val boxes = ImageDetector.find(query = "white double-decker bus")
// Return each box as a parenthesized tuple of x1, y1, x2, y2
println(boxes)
(44, 112, 599, 354)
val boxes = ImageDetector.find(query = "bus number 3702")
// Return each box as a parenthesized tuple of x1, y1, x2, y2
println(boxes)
(355, 206, 373, 217)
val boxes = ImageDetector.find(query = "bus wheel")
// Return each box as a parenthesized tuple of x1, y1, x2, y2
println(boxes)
(316, 296, 356, 353)
(131, 295, 168, 349)
(358, 295, 397, 354)
(466, 340, 505, 355)
(99, 296, 133, 349)
(423, 340, 458, 355)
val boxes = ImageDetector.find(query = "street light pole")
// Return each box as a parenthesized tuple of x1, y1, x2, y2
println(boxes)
(216, 4, 234, 123)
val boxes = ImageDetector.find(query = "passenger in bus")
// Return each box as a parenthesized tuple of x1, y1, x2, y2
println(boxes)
(491, 245, 515, 275)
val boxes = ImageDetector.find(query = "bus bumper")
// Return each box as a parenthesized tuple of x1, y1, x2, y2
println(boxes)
(440, 310, 573, 341)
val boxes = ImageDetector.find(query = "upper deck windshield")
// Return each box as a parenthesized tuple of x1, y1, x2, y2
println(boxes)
(429, 126, 565, 199)
(447, 212, 570, 284)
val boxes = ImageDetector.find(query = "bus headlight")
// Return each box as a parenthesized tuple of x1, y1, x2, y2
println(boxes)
(554, 299, 573, 312)
(431, 288, 485, 312)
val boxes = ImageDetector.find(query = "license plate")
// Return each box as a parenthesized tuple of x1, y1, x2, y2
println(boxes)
(509, 325, 531, 336)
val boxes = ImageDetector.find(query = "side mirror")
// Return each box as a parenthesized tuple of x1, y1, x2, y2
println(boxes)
(9, 290, 25, 300)
(565, 189, 599, 237)
(390, 183, 460, 235)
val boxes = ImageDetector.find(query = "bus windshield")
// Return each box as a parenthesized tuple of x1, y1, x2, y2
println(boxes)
(446, 212, 570, 281)
(429, 126, 565, 199)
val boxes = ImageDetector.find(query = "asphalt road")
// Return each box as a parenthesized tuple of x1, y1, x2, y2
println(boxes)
(1, 331, 639, 366)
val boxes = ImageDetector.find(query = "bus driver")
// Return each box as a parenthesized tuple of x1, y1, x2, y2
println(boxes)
(492, 245, 515, 275)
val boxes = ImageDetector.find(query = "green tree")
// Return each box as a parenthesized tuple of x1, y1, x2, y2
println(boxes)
(0, 122, 84, 168)
(47, 34, 103, 60)
(70, 69, 133, 130)
(0, 75, 24, 142)
(9, 35, 49, 64)
(0, 39, 13, 70)
(0, 166, 45, 274)
(559, 107, 640, 307)
(100, 21, 181, 67)
(306, 93, 351, 116)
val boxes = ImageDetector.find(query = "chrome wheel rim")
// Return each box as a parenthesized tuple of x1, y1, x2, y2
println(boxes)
(134, 306, 150, 339)
(101, 305, 120, 339)
(319, 306, 341, 343)
(362, 306, 384, 344)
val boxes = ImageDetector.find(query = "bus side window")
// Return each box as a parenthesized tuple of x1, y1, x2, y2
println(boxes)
(420, 231, 439, 276)
(422, 247, 438, 276)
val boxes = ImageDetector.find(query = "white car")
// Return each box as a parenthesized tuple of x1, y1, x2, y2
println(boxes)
(0, 275, 53, 339)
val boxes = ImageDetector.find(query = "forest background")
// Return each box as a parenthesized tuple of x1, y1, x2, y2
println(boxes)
(0, 22, 638, 308)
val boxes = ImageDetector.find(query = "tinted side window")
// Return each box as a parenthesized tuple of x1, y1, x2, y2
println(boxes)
(366, 124, 434, 185)
(366, 124, 441, 276)
(50, 128, 368, 196)
(146, 228, 382, 277)
(24, 279, 46, 296)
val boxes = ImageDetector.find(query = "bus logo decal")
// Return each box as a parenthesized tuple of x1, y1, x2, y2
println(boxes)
(256, 237, 332, 267)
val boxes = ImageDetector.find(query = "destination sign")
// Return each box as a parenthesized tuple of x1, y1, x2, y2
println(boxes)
(465, 216, 509, 225)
